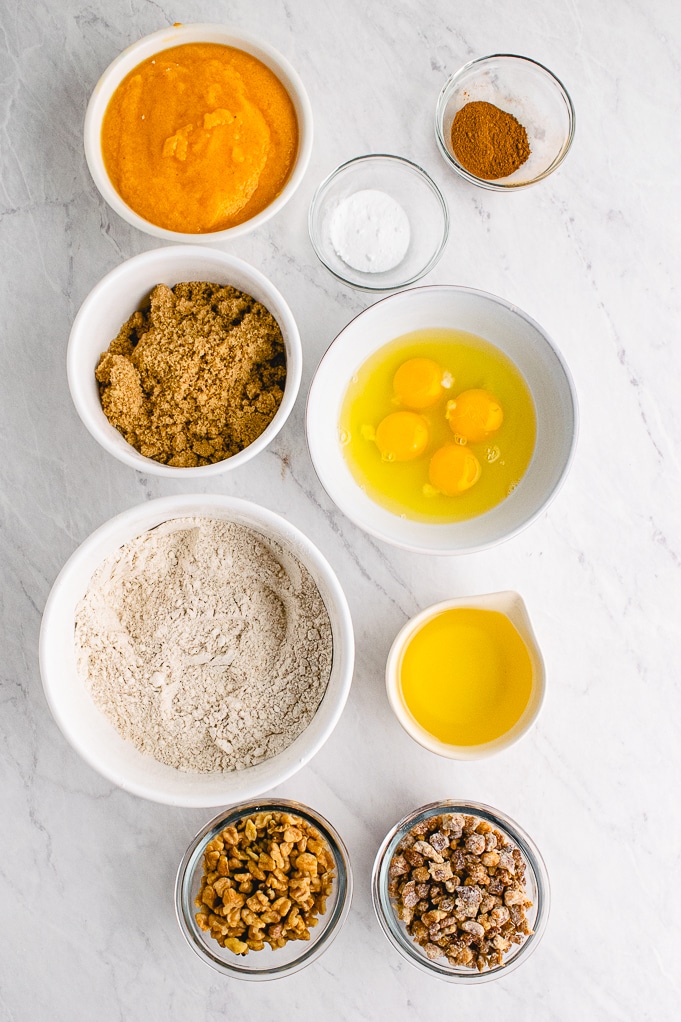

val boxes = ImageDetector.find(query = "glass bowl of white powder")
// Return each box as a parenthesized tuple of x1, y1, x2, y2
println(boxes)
(175, 798, 352, 979)
(308, 155, 449, 292)
(39, 494, 354, 807)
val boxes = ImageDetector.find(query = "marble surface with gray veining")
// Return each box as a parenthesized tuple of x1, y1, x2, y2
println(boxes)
(1, 0, 680, 1018)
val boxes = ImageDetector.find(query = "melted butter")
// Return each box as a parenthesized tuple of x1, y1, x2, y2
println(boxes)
(399, 608, 534, 747)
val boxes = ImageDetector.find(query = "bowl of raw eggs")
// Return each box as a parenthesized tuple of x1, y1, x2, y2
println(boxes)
(306, 285, 577, 554)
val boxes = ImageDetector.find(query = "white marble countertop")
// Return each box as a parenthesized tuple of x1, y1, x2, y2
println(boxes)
(2, 0, 680, 1018)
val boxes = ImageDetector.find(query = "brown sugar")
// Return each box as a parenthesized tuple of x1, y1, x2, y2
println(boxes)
(95, 281, 286, 467)
(450, 101, 530, 180)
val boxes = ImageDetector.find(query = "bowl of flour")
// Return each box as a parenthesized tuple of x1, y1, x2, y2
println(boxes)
(308, 155, 449, 292)
(39, 495, 354, 807)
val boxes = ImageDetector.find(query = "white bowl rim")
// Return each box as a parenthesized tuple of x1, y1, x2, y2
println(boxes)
(67, 245, 302, 477)
(84, 22, 314, 242)
(384, 591, 546, 760)
(306, 283, 579, 555)
(39, 494, 355, 806)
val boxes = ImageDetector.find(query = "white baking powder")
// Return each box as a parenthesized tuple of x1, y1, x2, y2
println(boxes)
(329, 189, 411, 273)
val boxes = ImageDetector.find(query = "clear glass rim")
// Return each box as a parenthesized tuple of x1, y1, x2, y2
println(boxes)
(434, 53, 576, 190)
(371, 799, 550, 983)
(175, 797, 353, 980)
(308, 153, 450, 292)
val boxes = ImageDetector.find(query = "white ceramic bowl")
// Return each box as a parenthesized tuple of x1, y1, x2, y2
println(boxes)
(385, 592, 546, 759)
(67, 245, 302, 477)
(84, 23, 313, 241)
(306, 285, 577, 554)
(39, 494, 354, 807)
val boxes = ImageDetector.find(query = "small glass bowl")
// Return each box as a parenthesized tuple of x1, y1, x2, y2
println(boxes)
(372, 800, 550, 983)
(435, 54, 575, 189)
(175, 798, 352, 980)
(308, 155, 449, 292)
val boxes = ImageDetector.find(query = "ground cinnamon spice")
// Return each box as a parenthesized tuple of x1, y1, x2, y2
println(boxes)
(450, 101, 530, 180)
(96, 281, 286, 467)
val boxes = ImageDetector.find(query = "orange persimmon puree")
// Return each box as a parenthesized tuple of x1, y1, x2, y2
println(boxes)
(101, 43, 299, 233)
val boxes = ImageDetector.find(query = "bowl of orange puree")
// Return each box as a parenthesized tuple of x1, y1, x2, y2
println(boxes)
(84, 24, 313, 240)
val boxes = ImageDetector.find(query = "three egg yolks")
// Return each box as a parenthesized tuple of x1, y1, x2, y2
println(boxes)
(339, 328, 537, 522)
(374, 360, 504, 496)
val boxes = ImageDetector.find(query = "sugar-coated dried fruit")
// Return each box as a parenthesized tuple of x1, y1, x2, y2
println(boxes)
(428, 831, 450, 853)
(465, 833, 486, 855)
(389, 813, 533, 972)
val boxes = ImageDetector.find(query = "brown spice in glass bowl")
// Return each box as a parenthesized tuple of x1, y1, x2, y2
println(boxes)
(95, 280, 286, 467)
(450, 101, 531, 180)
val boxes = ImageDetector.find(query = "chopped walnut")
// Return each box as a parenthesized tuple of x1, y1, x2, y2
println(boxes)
(389, 813, 534, 972)
(195, 811, 335, 954)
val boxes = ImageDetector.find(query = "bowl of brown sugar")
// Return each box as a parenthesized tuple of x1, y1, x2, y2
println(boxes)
(67, 246, 302, 476)
(435, 54, 575, 189)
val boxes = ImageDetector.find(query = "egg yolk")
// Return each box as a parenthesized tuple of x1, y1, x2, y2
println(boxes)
(429, 444, 481, 495)
(393, 358, 444, 409)
(375, 412, 429, 462)
(446, 389, 503, 442)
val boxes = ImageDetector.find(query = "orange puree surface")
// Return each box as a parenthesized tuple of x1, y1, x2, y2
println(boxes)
(101, 43, 299, 233)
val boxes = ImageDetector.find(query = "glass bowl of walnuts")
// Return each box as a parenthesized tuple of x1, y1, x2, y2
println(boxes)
(175, 798, 352, 979)
(372, 799, 549, 982)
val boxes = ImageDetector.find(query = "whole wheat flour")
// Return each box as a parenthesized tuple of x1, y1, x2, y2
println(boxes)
(74, 518, 333, 772)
